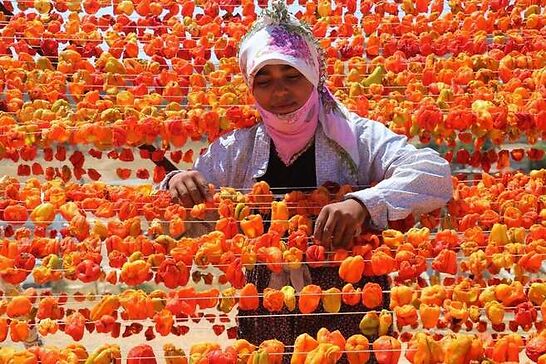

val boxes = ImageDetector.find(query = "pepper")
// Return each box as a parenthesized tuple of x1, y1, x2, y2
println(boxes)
(155, 258, 189, 289)
(119, 289, 155, 320)
(232, 340, 255, 363)
(362, 282, 383, 309)
(247, 349, 271, 364)
(342, 283, 362, 306)
(419, 303, 441, 329)
(258, 339, 284, 364)
(219, 287, 237, 314)
(418, 284, 447, 306)
(270, 201, 289, 236)
(372, 336, 401, 364)
(9, 320, 30, 342)
(338, 255, 365, 283)
(443, 334, 484, 364)
(405, 332, 444, 364)
(84, 344, 121, 364)
(263, 288, 284, 313)
(525, 331, 546, 363)
(29, 202, 56, 227)
(394, 304, 418, 329)
(514, 301, 537, 331)
(485, 300, 504, 326)
(431, 249, 458, 275)
(443, 300, 469, 323)
(488, 223, 509, 245)
(305, 343, 340, 364)
(305, 245, 325, 268)
(298, 285, 321, 314)
(486, 333, 522, 363)
(76, 259, 101, 283)
(528, 282, 546, 305)
(0, 318, 7, 342)
(389, 285, 414, 309)
(359, 311, 379, 337)
(153, 309, 173, 337)
(382, 229, 405, 248)
(65, 311, 86, 341)
(6, 295, 32, 318)
(90, 295, 120, 321)
(371, 250, 396, 275)
(406, 227, 430, 248)
(292, 333, 319, 364)
(283, 247, 303, 270)
(120, 260, 152, 286)
(281, 286, 296, 312)
(239, 283, 259, 311)
(322, 287, 341, 313)
(240, 214, 264, 238)
(345, 334, 370, 364)
(38, 318, 58, 336)
(378, 310, 393, 336)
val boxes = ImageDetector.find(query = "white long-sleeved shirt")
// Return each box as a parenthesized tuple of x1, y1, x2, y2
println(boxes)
(160, 116, 453, 229)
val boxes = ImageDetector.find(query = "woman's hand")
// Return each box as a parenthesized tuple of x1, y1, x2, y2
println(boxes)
(314, 199, 369, 249)
(168, 170, 211, 208)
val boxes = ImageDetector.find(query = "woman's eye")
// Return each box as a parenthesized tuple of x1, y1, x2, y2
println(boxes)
(255, 79, 270, 86)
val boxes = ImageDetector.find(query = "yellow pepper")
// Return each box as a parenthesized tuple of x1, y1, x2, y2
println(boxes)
(488, 223, 509, 245)
(219, 287, 237, 313)
(163, 343, 188, 364)
(442, 334, 483, 364)
(270, 201, 289, 235)
(359, 311, 379, 337)
(281, 286, 296, 311)
(390, 285, 414, 309)
(382, 229, 405, 248)
(84, 344, 121, 364)
(378, 309, 393, 336)
(485, 300, 505, 325)
(240, 214, 264, 238)
(291, 333, 318, 364)
(283, 247, 303, 270)
(322, 287, 341, 313)
(529, 282, 546, 305)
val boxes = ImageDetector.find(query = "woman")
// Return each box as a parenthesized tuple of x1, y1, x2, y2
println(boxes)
(160, 1, 452, 358)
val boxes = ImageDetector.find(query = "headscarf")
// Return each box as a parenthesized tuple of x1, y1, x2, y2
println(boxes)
(238, 1, 360, 167)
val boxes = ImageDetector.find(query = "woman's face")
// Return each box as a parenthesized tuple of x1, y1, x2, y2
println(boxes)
(252, 64, 314, 115)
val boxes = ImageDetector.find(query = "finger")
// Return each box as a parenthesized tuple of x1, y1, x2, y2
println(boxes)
(313, 209, 327, 243)
(176, 183, 193, 208)
(331, 217, 346, 248)
(183, 179, 203, 206)
(192, 173, 211, 201)
(321, 212, 337, 247)
(340, 225, 355, 249)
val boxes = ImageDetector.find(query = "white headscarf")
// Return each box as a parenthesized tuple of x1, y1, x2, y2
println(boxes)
(238, 2, 361, 167)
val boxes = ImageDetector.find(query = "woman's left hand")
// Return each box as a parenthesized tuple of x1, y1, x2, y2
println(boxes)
(314, 199, 369, 249)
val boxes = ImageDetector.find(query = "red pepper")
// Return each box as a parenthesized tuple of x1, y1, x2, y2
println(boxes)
(64, 311, 86, 341)
(514, 301, 537, 331)
(76, 259, 101, 283)
(128, 344, 157, 364)
(155, 258, 189, 289)
(305, 245, 325, 268)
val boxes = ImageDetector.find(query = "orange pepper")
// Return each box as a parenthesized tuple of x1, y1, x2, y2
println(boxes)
(163, 343, 188, 364)
(443, 299, 469, 323)
(269, 201, 289, 236)
(452, 279, 481, 305)
(263, 288, 284, 312)
(120, 260, 152, 286)
(371, 250, 396, 275)
(298, 285, 322, 314)
(394, 304, 418, 329)
(6, 295, 32, 318)
(292, 333, 319, 364)
(486, 333, 522, 363)
(153, 309, 174, 337)
(29, 202, 56, 227)
(38, 318, 59, 336)
(3, 204, 28, 224)
(405, 332, 444, 364)
(431, 248, 458, 275)
(342, 283, 362, 306)
(258, 339, 284, 364)
(345, 334, 370, 364)
(239, 283, 259, 311)
(419, 303, 441, 329)
(90, 295, 120, 321)
(338, 255, 365, 283)
(0, 318, 8, 342)
(361, 282, 383, 309)
(389, 285, 414, 309)
(317, 327, 346, 362)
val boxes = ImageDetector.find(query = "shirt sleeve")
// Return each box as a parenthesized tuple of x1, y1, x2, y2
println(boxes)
(345, 118, 453, 229)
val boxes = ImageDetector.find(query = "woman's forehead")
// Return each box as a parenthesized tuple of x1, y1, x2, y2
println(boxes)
(256, 64, 299, 76)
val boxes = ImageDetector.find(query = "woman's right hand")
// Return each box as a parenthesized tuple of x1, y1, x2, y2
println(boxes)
(168, 170, 211, 207)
